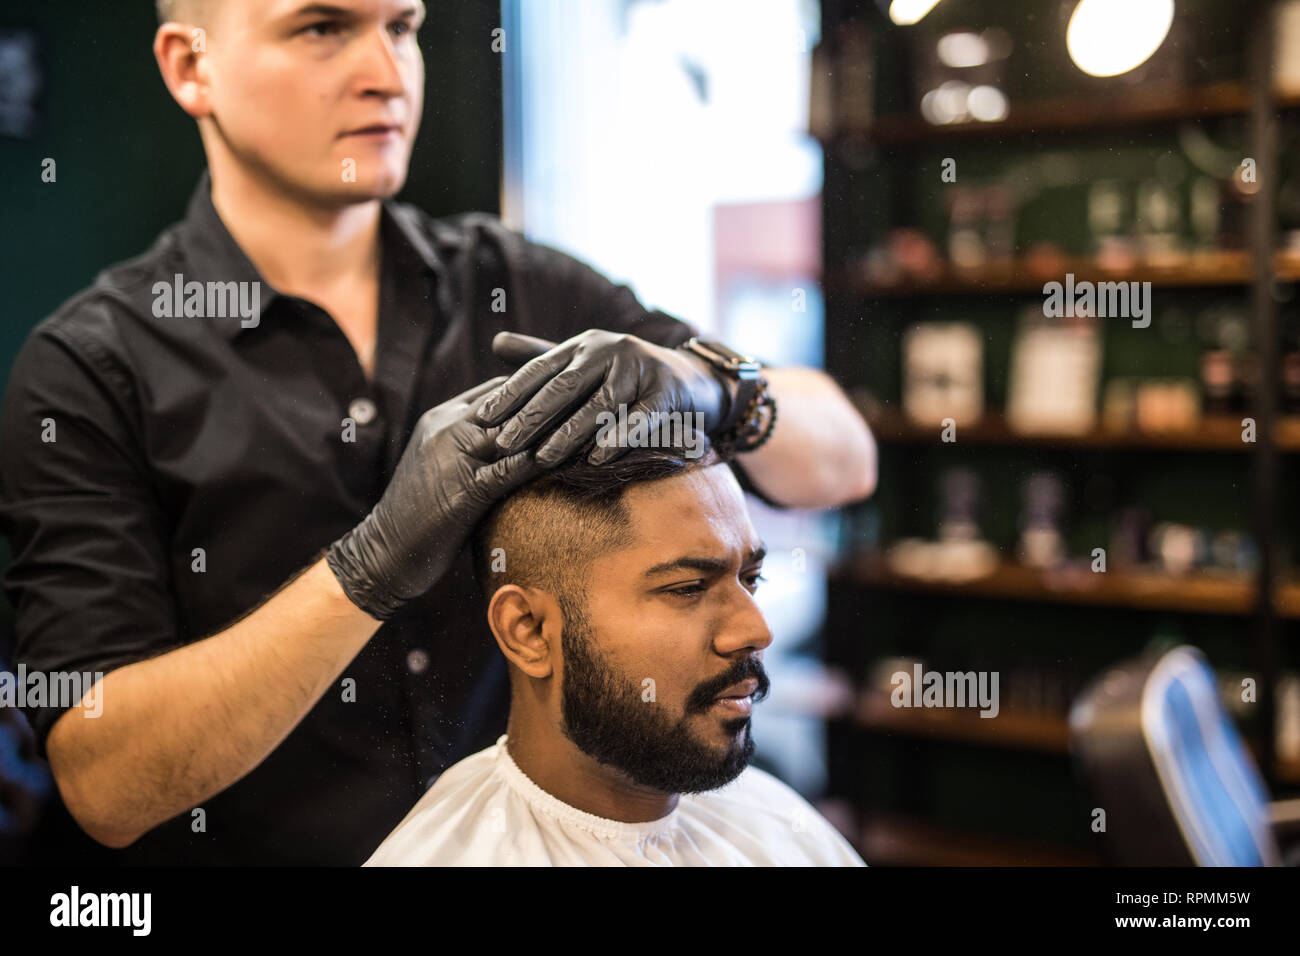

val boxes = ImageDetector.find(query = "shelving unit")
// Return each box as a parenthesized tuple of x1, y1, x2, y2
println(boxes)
(859, 813, 1099, 866)
(838, 553, 1264, 616)
(857, 407, 1300, 452)
(842, 690, 1300, 785)
(823, 81, 1300, 146)
(819, 0, 1297, 866)
(852, 691, 1070, 752)
(827, 251, 1300, 297)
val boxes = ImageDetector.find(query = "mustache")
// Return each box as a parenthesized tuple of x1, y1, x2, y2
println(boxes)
(687, 656, 770, 713)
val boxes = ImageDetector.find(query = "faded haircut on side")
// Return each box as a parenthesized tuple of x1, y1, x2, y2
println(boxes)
(470, 435, 733, 615)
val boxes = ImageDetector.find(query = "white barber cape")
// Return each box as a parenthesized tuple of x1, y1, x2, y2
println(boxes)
(364, 735, 866, 867)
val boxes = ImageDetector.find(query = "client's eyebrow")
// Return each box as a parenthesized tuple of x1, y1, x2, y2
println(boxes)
(642, 545, 767, 579)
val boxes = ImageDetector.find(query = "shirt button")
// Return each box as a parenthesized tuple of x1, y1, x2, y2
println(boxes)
(406, 648, 430, 675)
(348, 397, 378, 426)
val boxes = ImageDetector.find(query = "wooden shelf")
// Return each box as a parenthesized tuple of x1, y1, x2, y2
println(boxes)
(1279, 757, 1300, 786)
(841, 553, 1300, 619)
(851, 691, 1300, 788)
(854, 691, 1070, 753)
(861, 409, 1300, 452)
(822, 81, 1300, 147)
(1270, 581, 1300, 619)
(830, 251, 1300, 297)
(840, 553, 1263, 616)
(1240, 741, 1300, 786)
(859, 812, 1098, 866)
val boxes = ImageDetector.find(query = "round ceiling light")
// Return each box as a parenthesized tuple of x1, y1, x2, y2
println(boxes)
(1066, 0, 1175, 78)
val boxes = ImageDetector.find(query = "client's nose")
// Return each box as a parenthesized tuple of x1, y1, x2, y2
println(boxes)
(714, 583, 774, 655)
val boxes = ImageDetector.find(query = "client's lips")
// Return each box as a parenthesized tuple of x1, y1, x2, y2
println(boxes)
(714, 678, 759, 701)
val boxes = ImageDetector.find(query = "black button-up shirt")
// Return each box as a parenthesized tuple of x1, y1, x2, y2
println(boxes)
(0, 169, 719, 864)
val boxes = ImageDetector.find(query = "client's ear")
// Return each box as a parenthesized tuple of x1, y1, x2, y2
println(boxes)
(486, 585, 555, 679)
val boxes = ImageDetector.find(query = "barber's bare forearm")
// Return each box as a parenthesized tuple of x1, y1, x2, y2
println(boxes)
(735, 366, 877, 509)
(46, 557, 380, 848)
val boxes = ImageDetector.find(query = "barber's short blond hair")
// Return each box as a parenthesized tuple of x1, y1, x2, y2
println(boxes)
(156, 0, 211, 26)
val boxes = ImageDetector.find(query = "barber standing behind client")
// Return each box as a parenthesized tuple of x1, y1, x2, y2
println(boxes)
(0, 0, 877, 864)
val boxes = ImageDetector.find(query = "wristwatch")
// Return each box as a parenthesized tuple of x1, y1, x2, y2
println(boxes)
(678, 337, 777, 454)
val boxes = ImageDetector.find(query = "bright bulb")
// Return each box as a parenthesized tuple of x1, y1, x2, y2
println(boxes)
(967, 85, 1009, 122)
(889, 0, 942, 27)
(1066, 0, 1175, 78)
(937, 32, 990, 68)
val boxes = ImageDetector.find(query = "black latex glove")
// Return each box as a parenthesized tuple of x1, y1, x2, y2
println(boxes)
(473, 330, 734, 467)
(326, 377, 544, 620)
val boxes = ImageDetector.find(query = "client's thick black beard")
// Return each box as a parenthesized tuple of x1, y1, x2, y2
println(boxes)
(557, 594, 770, 795)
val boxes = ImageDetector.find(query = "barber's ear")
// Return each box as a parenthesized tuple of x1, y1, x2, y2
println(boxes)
(153, 24, 214, 119)
(486, 585, 554, 679)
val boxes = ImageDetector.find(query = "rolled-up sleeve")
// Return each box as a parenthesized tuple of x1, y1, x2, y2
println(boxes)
(0, 313, 180, 757)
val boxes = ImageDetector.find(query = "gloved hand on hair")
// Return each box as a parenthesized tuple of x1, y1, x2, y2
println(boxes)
(326, 376, 544, 620)
(474, 329, 736, 467)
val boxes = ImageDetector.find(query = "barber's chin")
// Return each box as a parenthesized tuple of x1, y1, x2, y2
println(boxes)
(339, 180, 404, 202)
(329, 164, 408, 199)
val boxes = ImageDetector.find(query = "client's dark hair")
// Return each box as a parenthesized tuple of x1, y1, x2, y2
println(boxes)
(470, 433, 734, 609)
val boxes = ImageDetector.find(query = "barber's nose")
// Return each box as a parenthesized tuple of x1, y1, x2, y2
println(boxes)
(358, 27, 407, 95)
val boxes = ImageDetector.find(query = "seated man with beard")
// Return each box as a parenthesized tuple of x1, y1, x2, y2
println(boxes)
(364, 436, 864, 866)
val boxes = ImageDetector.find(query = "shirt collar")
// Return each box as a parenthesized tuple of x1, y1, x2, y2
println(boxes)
(176, 167, 446, 341)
